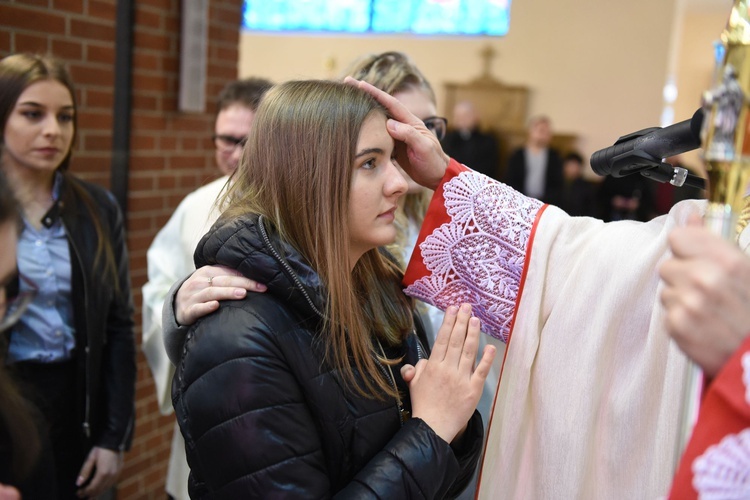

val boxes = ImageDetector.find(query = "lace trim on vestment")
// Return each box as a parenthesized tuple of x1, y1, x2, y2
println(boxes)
(404, 171, 543, 342)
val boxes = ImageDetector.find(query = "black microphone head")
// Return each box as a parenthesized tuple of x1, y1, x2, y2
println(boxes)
(590, 108, 704, 178)
(690, 108, 704, 143)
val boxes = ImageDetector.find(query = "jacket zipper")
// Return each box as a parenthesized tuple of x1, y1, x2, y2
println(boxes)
(62, 219, 92, 439)
(258, 215, 324, 318)
(259, 215, 420, 427)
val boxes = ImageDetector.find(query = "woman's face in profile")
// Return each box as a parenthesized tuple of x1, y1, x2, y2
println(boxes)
(347, 112, 409, 266)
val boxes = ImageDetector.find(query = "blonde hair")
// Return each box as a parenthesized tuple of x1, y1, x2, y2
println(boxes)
(343, 52, 434, 265)
(221, 80, 414, 399)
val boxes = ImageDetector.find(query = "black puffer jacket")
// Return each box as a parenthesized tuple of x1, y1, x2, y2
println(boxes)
(172, 214, 483, 499)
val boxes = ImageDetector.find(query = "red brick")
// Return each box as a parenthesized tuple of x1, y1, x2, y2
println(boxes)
(53, 0, 84, 14)
(133, 30, 171, 52)
(131, 93, 159, 111)
(128, 154, 166, 171)
(0, 31, 11, 52)
(82, 88, 113, 109)
(14, 32, 49, 54)
(76, 110, 112, 130)
(132, 114, 167, 131)
(88, 0, 117, 20)
(207, 24, 238, 44)
(20, 0, 49, 7)
(212, 3, 243, 25)
(0, 5, 66, 33)
(137, 0, 171, 8)
(162, 56, 179, 74)
(69, 156, 108, 175)
(158, 136, 178, 150)
(133, 72, 169, 93)
(155, 175, 177, 190)
(131, 134, 156, 151)
(129, 194, 167, 212)
(132, 51, 160, 71)
(115, 477, 142, 500)
(134, 7, 163, 30)
(87, 43, 115, 65)
(82, 133, 112, 152)
(171, 115, 211, 133)
(51, 38, 84, 61)
(214, 44, 238, 62)
(70, 18, 115, 41)
(69, 64, 114, 86)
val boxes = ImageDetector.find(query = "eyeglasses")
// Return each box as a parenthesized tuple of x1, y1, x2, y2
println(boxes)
(213, 134, 248, 153)
(0, 275, 38, 333)
(423, 116, 448, 141)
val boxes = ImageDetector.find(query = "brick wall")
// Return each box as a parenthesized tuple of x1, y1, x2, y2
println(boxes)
(1, 1, 242, 497)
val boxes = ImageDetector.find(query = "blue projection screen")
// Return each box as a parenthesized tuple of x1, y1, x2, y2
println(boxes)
(243, 0, 511, 36)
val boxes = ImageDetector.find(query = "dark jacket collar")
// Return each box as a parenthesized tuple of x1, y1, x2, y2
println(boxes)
(194, 213, 327, 319)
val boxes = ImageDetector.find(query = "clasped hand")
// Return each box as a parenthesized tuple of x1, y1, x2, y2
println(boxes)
(402, 303, 496, 444)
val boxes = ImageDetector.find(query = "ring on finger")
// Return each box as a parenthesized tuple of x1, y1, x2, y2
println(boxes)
(208, 276, 213, 286)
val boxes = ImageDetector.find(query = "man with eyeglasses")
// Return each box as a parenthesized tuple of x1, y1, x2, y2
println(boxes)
(141, 77, 273, 500)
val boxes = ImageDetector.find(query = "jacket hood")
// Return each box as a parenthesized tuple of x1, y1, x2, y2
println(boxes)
(194, 213, 326, 319)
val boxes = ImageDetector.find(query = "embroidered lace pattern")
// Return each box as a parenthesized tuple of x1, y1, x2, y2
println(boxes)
(691, 353, 750, 498)
(404, 171, 543, 343)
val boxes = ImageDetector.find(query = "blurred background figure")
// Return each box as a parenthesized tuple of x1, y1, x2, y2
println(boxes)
(141, 77, 273, 500)
(558, 151, 598, 216)
(442, 100, 500, 180)
(0, 169, 55, 499)
(597, 171, 655, 222)
(504, 115, 564, 205)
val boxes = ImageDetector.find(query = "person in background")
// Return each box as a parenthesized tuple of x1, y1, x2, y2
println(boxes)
(348, 76, 745, 499)
(0, 53, 135, 499)
(660, 216, 750, 499)
(442, 100, 500, 180)
(558, 151, 597, 217)
(504, 114, 563, 205)
(141, 77, 273, 500)
(164, 52, 504, 498)
(0, 169, 55, 499)
(343, 52, 442, 273)
(596, 169, 655, 221)
(172, 79, 492, 497)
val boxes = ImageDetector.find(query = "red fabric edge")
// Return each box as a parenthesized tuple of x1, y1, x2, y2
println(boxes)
(668, 333, 750, 499)
(403, 158, 469, 287)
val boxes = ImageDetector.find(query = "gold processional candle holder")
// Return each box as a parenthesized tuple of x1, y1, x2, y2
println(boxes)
(701, 0, 750, 239)
(676, 0, 750, 469)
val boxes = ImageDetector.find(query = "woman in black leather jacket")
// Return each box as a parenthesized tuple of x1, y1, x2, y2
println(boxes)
(172, 80, 494, 498)
(0, 53, 135, 499)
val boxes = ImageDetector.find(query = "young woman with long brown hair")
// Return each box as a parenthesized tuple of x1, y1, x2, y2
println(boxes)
(171, 79, 494, 498)
(0, 53, 135, 499)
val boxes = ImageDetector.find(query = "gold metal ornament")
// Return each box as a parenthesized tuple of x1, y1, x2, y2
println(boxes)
(701, 0, 750, 240)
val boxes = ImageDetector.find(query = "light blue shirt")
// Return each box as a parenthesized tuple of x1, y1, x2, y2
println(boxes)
(7, 175, 76, 364)
(524, 148, 548, 200)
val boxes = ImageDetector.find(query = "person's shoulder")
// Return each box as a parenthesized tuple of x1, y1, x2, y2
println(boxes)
(195, 293, 313, 344)
(181, 175, 229, 204)
(181, 294, 315, 379)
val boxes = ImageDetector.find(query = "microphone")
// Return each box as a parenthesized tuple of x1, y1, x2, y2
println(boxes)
(590, 108, 706, 189)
